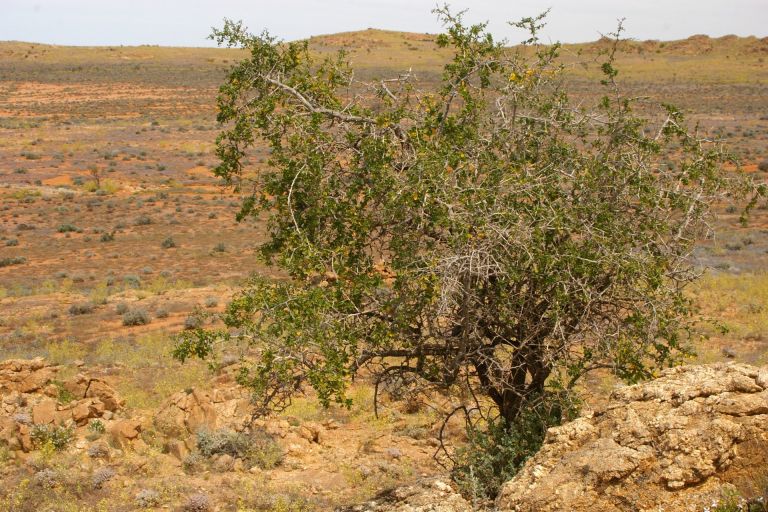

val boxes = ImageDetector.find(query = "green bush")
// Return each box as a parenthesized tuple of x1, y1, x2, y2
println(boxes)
(69, 302, 95, 315)
(161, 236, 177, 249)
(123, 308, 151, 326)
(0, 256, 26, 267)
(452, 393, 579, 500)
(196, 427, 283, 469)
(30, 424, 74, 451)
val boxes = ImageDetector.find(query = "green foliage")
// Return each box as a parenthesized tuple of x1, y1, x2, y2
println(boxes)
(180, 2, 763, 466)
(0, 256, 26, 268)
(452, 392, 579, 499)
(30, 424, 74, 451)
(196, 428, 283, 469)
(161, 236, 177, 249)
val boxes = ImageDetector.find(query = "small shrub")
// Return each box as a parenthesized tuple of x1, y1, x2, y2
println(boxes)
(88, 419, 106, 435)
(183, 493, 211, 512)
(135, 215, 152, 226)
(123, 274, 142, 288)
(30, 424, 74, 451)
(204, 296, 218, 308)
(161, 236, 177, 249)
(212, 243, 226, 253)
(123, 308, 151, 326)
(196, 428, 283, 470)
(100, 231, 115, 242)
(0, 256, 26, 267)
(182, 452, 205, 474)
(57, 224, 79, 233)
(184, 315, 203, 330)
(34, 468, 59, 489)
(92, 467, 116, 489)
(5, 238, 19, 246)
(156, 307, 169, 319)
(87, 442, 109, 458)
(758, 160, 768, 172)
(115, 302, 129, 315)
(135, 489, 161, 508)
(69, 302, 95, 315)
(452, 393, 578, 500)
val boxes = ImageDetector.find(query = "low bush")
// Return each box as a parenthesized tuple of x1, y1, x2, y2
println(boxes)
(123, 308, 151, 326)
(69, 302, 95, 315)
(0, 256, 26, 267)
(196, 427, 283, 470)
(30, 424, 74, 451)
(161, 236, 177, 249)
(452, 393, 579, 500)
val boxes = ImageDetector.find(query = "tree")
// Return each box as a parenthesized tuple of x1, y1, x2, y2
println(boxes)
(175, 8, 760, 431)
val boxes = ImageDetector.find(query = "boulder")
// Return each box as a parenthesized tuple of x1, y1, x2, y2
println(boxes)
(496, 363, 768, 512)
(344, 478, 471, 512)
(0, 358, 58, 394)
(108, 418, 143, 449)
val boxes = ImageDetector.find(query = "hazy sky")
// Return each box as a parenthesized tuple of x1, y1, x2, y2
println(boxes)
(2, 0, 766, 47)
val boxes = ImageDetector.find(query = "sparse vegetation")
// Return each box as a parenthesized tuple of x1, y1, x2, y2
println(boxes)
(123, 307, 151, 326)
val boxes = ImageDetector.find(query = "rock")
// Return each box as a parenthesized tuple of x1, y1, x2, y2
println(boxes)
(345, 478, 471, 512)
(32, 399, 57, 425)
(298, 422, 324, 444)
(0, 358, 58, 394)
(496, 363, 768, 512)
(153, 386, 250, 438)
(108, 419, 142, 448)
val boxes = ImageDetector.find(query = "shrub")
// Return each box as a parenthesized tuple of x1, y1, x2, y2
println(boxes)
(758, 160, 768, 172)
(123, 274, 142, 288)
(196, 427, 283, 469)
(34, 468, 59, 489)
(100, 231, 115, 242)
(135, 215, 152, 226)
(0, 256, 26, 267)
(57, 224, 79, 233)
(184, 315, 203, 330)
(87, 419, 106, 435)
(91, 467, 116, 489)
(452, 393, 579, 499)
(212, 243, 226, 253)
(69, 302, 95, 315)
(87, 442, 109, 458)
(115, 302, 129, 315)
(123, 308, 151, 326)
(5, 238, 19, 246)
(204, 296, 218, 308)
(183, 493, 211, 512)
(156, 307, 169, 319)
(30, 424, 74, 451)
(135, 489, 161, 508)
(161, 236, 177, 249)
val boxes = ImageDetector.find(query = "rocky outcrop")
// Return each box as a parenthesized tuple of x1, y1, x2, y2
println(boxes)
(0, 358, 128, 453)
(153, 385, 252, 437)
(344, 478, 471, 512)
(496, 363, 768, 512)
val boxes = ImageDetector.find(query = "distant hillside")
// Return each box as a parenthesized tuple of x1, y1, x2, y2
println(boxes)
(1, 31, 766, 85)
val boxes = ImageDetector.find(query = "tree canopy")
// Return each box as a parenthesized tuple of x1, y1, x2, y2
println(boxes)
(175, 8, 760, 431)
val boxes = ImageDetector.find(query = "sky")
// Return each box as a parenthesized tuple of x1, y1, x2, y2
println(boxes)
(1, 0, 767, 47)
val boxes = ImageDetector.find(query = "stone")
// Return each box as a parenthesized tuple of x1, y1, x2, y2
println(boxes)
(346, 478, 470, 512)
(109, 419, 142, 448)
(32, 399, 57, 425)
(496, 363, 768, 512)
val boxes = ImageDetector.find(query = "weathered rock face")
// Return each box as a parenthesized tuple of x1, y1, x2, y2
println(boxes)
(496, 363, 768, 512)
(344, 478, 471, 512)
(0, 358, 128, 453)
(153, 385, 252, 438)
